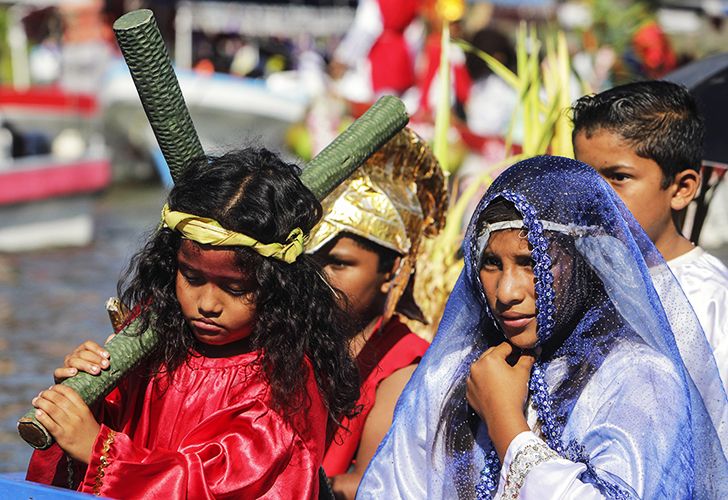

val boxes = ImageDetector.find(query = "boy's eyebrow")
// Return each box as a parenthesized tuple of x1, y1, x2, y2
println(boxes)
(596, 163, 636, 172)
(326, 249, 356, 261)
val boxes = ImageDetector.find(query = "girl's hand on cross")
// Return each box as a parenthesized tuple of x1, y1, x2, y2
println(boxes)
(54, 336, 113, 383)
(32, 384, 100, 464)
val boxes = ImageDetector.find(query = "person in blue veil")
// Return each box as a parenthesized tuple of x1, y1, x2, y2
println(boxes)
(357, 155, 727, 499)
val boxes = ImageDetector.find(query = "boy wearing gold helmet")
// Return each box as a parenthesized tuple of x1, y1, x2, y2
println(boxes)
(306, 128, 447, 499)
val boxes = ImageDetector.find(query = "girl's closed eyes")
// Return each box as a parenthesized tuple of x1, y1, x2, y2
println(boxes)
(28, 148, 361, 499)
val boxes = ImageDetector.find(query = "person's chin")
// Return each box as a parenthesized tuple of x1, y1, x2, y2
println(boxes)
(194, 328, 254, 346)
(194, 332, 228, 345)
(503, 329, 538, 350)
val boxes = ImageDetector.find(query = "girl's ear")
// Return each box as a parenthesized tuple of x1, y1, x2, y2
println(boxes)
(670, 168, 700, 211)
(380, 256, 402, 294)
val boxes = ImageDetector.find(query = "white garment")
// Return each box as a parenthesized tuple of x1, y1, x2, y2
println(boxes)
(698, 179, 728, 248)
(333, 0, 382, 64)
(465, 75, 517, 137)
(494, 341, 687, 499)
(668, 246, 728, 388)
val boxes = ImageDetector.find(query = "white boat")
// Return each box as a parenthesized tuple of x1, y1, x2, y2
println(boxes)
(1, 85, 111, 253)
(99, 61, 311, 186)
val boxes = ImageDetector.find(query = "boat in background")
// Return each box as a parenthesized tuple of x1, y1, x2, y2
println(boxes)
(99, 61, 311, 187)
(1, 85, 112, 253)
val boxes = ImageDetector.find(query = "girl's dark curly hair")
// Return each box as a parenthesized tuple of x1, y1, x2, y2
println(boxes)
(118, 148, 360, 426)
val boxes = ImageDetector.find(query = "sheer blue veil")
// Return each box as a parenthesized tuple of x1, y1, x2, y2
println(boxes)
(358, 156, 727, 499)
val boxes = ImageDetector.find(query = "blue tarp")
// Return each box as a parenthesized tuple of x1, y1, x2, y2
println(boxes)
(0, 473, 99, 499)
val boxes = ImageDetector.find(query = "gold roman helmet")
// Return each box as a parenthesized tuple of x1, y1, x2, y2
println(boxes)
(307, 128, 448, 323)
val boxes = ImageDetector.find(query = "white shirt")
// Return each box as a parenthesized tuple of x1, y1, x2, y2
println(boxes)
(668, 246, 728, 388)
(465, 75, 518, 137)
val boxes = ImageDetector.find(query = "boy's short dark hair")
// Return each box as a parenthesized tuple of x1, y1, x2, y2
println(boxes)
(571, 80, 704, 186)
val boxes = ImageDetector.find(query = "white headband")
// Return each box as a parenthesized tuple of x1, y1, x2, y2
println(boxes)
(477, 219, 596, 253)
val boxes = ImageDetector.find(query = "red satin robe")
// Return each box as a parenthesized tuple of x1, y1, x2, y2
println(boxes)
(323, 316, 429, 475)
(26, 349, 327, 499)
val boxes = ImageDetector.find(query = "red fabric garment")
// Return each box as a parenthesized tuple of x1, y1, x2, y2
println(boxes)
(26, 350, 327, 499)
(417, 32, 472, 114)
(368, 0, 419, 93)
(323, 316, 429, 475)
(631, 20, 677, 78)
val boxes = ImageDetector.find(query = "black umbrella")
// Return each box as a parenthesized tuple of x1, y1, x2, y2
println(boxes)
(665, 53, 728, 242)
(666, 52, 728, 166)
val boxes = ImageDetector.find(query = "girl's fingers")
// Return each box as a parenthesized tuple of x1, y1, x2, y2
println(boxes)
(34, 386, 77, 417)
(64, 350, 110, 374)
(490, 341, 515, 359)
(53, 367, 78, 384)
(477, 344, 502, 362)
(77, 348, 107, 362)
(515, 351, 536, 372)
(68, 341, 109, 363)
(52, 384, 86, 408)
(79, 340, 110, 359)
(32, 391, 68, 425)
(473, 343, 511, 371)
(65, 358, 104, 375)
(34, 407, 61, 435)
(104, 333, 116, 344)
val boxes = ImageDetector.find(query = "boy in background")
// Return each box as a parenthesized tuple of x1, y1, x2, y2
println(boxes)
(572, 80, 727, 386)
(307, 128, 447, 499)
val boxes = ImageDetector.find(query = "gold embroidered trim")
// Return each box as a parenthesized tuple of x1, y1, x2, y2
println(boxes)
(502, 440, 559, 499)
(93, 430, 116, 496)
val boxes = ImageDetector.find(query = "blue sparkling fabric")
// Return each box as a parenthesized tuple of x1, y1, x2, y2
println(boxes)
(357, 156, 728, 499)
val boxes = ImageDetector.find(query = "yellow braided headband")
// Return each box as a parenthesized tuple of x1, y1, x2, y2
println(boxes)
(161, 204, 305, 264)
